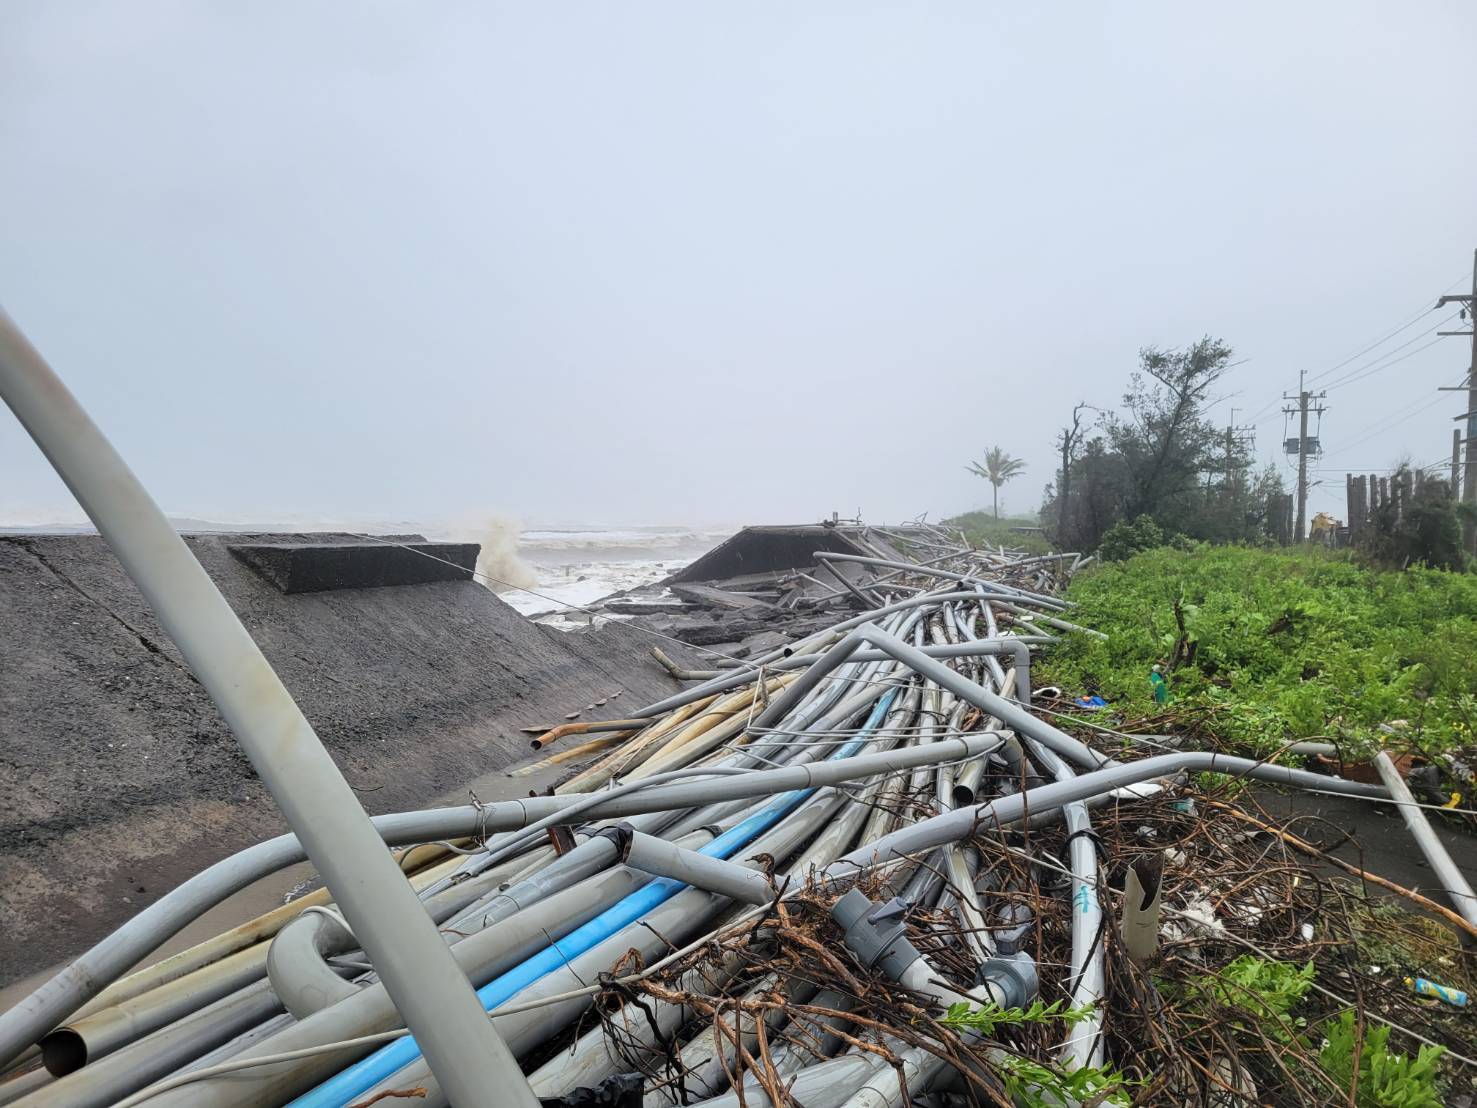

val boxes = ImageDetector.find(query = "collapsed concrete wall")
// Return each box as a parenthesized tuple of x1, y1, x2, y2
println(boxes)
(0, 532, 692, 984)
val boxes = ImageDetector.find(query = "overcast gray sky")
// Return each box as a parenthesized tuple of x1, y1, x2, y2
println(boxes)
(3, 2, 1475, 529)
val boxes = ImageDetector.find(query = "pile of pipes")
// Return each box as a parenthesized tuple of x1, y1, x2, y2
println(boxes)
(12, 533, 1467, 1108)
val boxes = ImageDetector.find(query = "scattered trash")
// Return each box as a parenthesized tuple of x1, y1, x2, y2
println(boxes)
(1406, 976, 1468, 1007)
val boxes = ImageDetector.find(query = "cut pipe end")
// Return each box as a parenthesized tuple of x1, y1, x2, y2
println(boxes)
(39, 1028, 86, 1077)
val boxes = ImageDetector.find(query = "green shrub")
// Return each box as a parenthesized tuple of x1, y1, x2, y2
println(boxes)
(1044, 545, 1477, 754)
(1318, 1010, 1444, 1106)
(1098, 515, 1165, 561)
(943, 511, 1052, 555)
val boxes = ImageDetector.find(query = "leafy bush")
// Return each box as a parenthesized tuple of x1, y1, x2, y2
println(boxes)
(1356, 469, 1473, 572)
(1044, 545, 1477, 754)
(1318, 1010, 1444, 1106)
(1180, 955, 1314, 1041)
(1098, 514, 1165, 561)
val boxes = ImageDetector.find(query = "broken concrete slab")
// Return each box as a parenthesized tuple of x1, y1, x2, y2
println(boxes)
(668, 583, 773, 611)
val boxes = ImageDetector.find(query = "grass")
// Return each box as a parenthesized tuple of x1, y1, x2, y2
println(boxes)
(943, 511, 1052, 555)
(1041, 544, 1477, 756)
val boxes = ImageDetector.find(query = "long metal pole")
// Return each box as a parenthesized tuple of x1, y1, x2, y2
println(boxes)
(1296, 370, 1310, 542)
(1372, 753, 1477, 931)
(0, 309, 536, 1106)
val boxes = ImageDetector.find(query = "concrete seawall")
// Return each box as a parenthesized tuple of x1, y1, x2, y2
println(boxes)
(0, 532, 692, 984)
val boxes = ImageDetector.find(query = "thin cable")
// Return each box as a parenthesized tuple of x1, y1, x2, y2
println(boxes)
(1323, 393, 1448, 459)
(1306, 273, 1474, 387)
(1322, 326, 1453, 392)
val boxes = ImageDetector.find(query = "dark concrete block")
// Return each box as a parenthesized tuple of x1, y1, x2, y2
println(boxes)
(229, 541, 478, 593)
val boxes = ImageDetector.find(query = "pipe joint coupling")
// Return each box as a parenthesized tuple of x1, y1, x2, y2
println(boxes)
(974, 954, 1039, 1009)
(831, 889, 921, 982)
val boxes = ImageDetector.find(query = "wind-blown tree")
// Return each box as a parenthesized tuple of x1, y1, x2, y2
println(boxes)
(967, 447, 1027, 519)
(1041, 337, 1286, 551)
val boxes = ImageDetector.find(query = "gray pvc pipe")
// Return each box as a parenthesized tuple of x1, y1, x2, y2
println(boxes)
(785, 639, 1035, 707)
(527, 952, 746, 1099)
(1026, 740, 1104, 1071)
(827, 750, 1387, 884)
(634, 592, 993, 716)
(749, 628, 886, 733)
(621, 832, 776, 906)
(39, 943, 272, 1076)
(814, 552, 1069, 610)
(3, 733, 981, 1064)
(846, 623, 1101, 770)
(684, 1053, 888, 1108)
(141, 864, 659, 1108)
(0, 310, 534, 1104)
(644, 973, 804, 1106)
(1373, 753, 1477, 930)
(365, 793, 846, 1108)
(15, 982, 284, 1108)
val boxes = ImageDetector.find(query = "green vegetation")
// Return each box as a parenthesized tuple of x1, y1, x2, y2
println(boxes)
(1043, 337, 1289, 551)
(1170, 956, 1445, 1105)
(944, 511, 1051, 555)
(1178, 955, 1315, 1043)
(942, 1001, 1135, 1104)
(992, 1055, 1137, 1106)
(1318, 1011, 1445, 1107)
(941, 998, 1094, 1036)
(965, 445, 1028, 520)
(1044, 544, 1477, 755)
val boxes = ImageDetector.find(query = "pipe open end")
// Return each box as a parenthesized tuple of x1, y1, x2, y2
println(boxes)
(40, 1028, 86, 1076)
(951, 784, 976, 809)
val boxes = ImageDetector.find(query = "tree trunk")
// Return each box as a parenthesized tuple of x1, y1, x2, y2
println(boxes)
(992, 485, 999, 519)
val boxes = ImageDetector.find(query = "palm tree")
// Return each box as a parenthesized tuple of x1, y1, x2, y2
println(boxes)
(966, 447, 1027, 519)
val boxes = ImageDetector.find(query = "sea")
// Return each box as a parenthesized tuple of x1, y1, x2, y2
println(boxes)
(0, 513, 734, 625)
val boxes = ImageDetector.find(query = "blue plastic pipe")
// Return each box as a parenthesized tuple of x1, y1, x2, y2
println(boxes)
(291, 689, 899, 1107)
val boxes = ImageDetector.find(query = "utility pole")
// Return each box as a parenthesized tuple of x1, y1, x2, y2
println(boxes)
(1223, 408, 1255, 498)
(1283, 371, 1327, 542)
(1454, 427, 1464, 498)
(1436, 248, 1476, 549)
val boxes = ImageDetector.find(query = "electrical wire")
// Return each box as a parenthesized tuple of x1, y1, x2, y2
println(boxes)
(1245, 272, 1471, 423)
(1321, 326, 1455, 393)
(1321, 394, 1448, 460)
(1306, 272, 1474, 387)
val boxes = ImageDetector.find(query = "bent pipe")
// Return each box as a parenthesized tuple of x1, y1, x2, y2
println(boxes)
(266, 912, 358, 1022)
(824, 750, 1388, 886)
(0, 731, 1000, 1070)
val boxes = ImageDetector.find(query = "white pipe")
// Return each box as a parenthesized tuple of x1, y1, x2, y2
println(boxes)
(1372, 753, 1477, 930)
